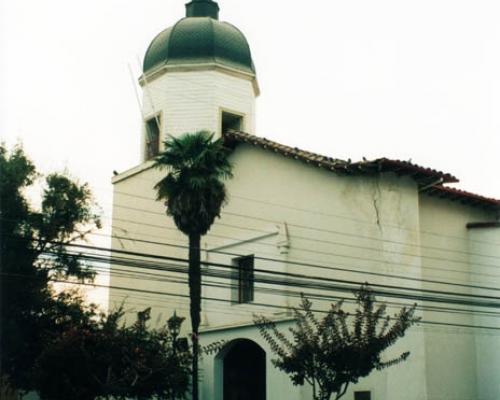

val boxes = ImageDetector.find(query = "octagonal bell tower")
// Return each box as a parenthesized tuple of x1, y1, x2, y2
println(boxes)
(139, 0, 259, 162)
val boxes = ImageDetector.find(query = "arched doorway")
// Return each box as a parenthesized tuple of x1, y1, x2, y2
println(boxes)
(220, 339, 266, 400)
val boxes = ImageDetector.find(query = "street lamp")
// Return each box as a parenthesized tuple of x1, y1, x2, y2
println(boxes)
(167, 311, 185, 400)
(167, 311, 184, 341)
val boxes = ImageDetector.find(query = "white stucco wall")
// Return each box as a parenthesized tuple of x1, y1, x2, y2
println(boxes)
(469, 227, 500, 400)
(200, 145, 429, 400)
(109, 129, 499, 400)
(139, 68, 256, 161)
(419, 196, 500, 400)
(200, 322, 305, 400)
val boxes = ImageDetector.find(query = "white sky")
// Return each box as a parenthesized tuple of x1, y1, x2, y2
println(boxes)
(2, 0, 500, 303)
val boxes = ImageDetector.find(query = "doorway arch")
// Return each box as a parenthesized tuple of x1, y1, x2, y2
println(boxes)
(216, 339, 266, 400)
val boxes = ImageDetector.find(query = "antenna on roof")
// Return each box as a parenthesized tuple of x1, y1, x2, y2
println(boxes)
(128, 63, 143, 118)
(136, 56, 162, 130)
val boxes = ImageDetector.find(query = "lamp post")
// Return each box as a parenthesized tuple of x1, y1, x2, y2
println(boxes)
(167, 311, 185, 400)
(168, 311, 183, 343)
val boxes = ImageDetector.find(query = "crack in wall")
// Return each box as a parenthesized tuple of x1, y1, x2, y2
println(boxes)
(373, 179, 383, 232)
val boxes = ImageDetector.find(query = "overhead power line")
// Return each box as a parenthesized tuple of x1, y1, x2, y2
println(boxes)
(102, 223, 500, 286)
(105, 187, 500, 257)
(33, 239, 500, 304)
(86, 230, 500, 293)
(3, 212, 500, 286)
(3, 270, 500, 332)
(110, 178, 500, 247)
(50, 258, 500, 320)
(6, 232, 500, 306)
(89, 200, 500, 271)
(106, 214, 500, 279)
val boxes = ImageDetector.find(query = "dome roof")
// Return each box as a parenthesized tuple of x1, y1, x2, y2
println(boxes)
(143, 1, 255, 75)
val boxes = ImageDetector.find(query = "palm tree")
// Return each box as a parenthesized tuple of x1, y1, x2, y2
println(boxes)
(154, 131, 233, 400)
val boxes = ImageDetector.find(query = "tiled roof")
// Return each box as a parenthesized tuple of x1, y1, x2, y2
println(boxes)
(223, 130, 500, 212)
(424, 186, 500, 211)
(223, 131, 458, 187)
(350, 157, 458, 186)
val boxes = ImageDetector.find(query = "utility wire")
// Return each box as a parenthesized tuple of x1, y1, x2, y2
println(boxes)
(111, 177, 500, 247)
(106, 215, 500, 279)
(105, 187, 500, 255)
(4, 212, 500, 287)
(56, 258, 500, 320)
(85, 230, 500, 293)
(6, 233, 500, 306)
(88, 198, 500, 271)
(4, 270, 500, 332)
(27, 238, 500, 307)
(104, 224, 500, 287)
(108, 199, 500, 264)
(5, 212, 499, 286)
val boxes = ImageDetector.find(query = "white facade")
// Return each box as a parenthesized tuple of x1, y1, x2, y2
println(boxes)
(139, 65, 257, 162)
(110, 140, 500, 399)
(109, 9, 500, 399)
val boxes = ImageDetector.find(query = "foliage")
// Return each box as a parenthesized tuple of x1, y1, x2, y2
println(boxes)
(34, 307, 191, 400)
(254, 285, 420, 400)
(0, 143, 101, 391)
(154, 131, 233, 400)
(154, 130, 233, 236)
(0, 144, 192, 400)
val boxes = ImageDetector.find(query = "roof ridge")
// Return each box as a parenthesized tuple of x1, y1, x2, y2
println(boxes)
(224, 130, 455, 178)
(426, 185, 500, 207)
(222, 130, 499, 210)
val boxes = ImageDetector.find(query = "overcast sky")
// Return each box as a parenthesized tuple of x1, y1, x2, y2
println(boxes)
(2, 0, 500, 303)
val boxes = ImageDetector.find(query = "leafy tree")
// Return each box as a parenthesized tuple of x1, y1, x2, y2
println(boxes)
(34, 307, 191, 400)
(254, 285, 420, 400)
(0, 144, 192, 400)
(154, 131, 233, 400)
(0, 143, 100, 392)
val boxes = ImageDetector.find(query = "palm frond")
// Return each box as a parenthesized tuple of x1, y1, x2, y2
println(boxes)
(153, 131, 233, 235)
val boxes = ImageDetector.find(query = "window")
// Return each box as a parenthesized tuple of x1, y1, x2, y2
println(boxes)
(221, 111, 243, 133)
(145, 116, 160, 160)
(234, 255, 254, 304)
(354, 391, 371, 400)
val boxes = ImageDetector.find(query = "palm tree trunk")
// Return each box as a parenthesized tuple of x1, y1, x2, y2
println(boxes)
(189, 233, 201, 400)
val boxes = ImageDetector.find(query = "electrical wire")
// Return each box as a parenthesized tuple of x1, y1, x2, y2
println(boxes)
(109, 176, 500, 247)
(106, 214, 500, 279)
(102, 224, 500, 288)
(85, 230, 500, 293)
(105, 185, 500, 254)
(5, 233, 500, 308)
(58, 259, 500, 320)
(33, 239, 500, 305)
(3, 270, 500, 332)
(6, 212, 500, 288)
(87, 193, 500, 271)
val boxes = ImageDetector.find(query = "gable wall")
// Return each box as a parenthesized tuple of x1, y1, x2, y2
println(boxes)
(207, 144, 427, 400)
(109, 143, 499, 399)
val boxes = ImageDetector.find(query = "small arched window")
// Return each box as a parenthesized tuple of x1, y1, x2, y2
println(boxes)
(145, 116, 161, 160)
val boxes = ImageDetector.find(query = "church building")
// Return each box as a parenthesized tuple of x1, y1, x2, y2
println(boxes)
(109, 1, 500, 399)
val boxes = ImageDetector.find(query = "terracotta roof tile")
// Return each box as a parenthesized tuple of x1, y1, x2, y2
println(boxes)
(223, 131, 500, 211)
(223, 130, 458, 187)
(424, 186, 500, 211)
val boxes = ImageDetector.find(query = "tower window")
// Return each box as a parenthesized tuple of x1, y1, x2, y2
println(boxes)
(145, 116, 161, 160)
(221, 111, 243, 133)
(354, 391, 371, 400)
(233, 255, 254, 304)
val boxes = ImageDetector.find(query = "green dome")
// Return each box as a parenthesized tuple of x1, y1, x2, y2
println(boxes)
(143, 1, 255, 75)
